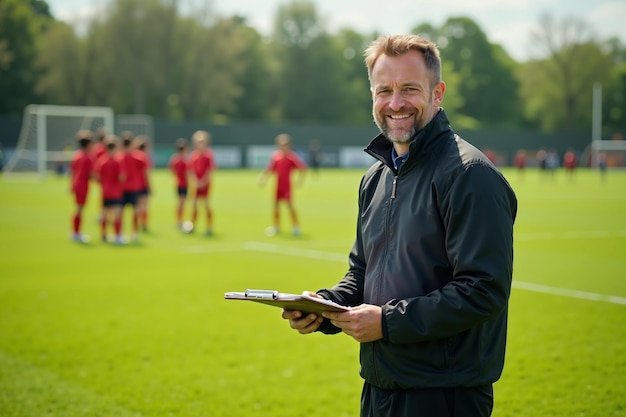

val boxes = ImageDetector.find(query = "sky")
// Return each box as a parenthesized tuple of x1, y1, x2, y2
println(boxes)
(46, 0, 626, 62)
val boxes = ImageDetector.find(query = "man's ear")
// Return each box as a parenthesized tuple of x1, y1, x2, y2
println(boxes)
(433, 81, 446, 107)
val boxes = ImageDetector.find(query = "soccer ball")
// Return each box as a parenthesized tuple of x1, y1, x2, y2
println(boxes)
(181, 221, 194, 234)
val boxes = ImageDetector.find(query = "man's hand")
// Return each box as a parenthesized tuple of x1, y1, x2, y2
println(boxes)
(282, 309, 323, 334)
(322, 304, 383, 343)
(281, 291, 324, 334)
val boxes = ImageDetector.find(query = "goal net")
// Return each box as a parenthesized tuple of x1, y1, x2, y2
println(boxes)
(115, 114, 154, 140)
(3, 104, 114, 177)
(584, 140, 626, 169)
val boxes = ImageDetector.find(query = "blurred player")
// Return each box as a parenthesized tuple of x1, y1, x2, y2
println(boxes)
(91, 127, 108, 161)
(563, 148, 578, 180)
(118, 131, 142, 242)
(258, 133, 307, 236)
(513, 149, 527, 179)
(132, 135, 151, 233)
(169, 138, 189, 230)
(69, 129, 94, 243)
(91, 127, 108, 221)
(94, 135, 125, 244)
(188, 130, 216, 236)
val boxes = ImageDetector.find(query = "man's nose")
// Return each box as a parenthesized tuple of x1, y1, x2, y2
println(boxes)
(389, 90, 404, 111)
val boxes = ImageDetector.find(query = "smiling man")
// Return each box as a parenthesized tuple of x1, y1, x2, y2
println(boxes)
(282, 34, 518, 417)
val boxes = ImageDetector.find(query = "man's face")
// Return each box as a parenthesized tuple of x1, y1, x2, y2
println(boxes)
(370, 50, 444, 144)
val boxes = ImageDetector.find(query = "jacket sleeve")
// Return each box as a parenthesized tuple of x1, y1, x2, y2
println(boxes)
(382, 162, 517, 344)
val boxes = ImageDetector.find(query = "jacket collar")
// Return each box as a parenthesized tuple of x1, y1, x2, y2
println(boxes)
(364, 108, 453, 171)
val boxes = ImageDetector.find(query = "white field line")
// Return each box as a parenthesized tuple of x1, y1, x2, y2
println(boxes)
(242, 241, 347, 262)
(516, 230, 626, 241)
(512, 281, 626, 305)
(242, 241, 626, 306)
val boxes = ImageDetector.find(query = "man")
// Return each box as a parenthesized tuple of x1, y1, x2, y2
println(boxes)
(69, 129, 94, 243)
(282, 34, 517, 417)
(188, 130, 216, 236)
(258, 133, 307, 236)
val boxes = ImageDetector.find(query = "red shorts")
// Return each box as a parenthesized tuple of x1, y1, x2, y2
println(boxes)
(74, 188, 88, 205)
(275, 187, 292, 201)
(195, 185, 210, 198)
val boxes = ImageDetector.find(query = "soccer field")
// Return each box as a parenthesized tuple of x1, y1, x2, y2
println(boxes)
(1, 167, 625, 416)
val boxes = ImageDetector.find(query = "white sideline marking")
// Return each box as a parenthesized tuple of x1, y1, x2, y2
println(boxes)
(243, 241, 626, 306)
(512, 281, 626, 305)
(516, 230, 626, 241)
(242, 241, 346, 262)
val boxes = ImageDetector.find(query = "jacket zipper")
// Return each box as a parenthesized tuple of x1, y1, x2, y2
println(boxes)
(391, 175, 398, 199)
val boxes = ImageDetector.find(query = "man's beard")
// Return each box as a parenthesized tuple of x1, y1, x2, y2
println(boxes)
(381, 122, 417, 144)
(373, 98, 432, 144)
(373, 113, 419, 144)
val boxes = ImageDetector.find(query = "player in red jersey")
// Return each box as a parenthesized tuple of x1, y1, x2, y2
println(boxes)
(69, 129, 94, 243)
(91, 127, 108, 222)
(513, 149, 527, 180)
(563, 148, 578, 180)
(131, 135, 151, 233)
(188, 130, 217, 235)
(117, 131, 143, 242)
(169, 138, 189, 230)
(91, 127, 108, 161)
(94, 135, 125, 244)
(258, 133, 307, 236)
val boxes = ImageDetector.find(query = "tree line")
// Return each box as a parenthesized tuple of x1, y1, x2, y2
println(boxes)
(1, 0, 625, 135)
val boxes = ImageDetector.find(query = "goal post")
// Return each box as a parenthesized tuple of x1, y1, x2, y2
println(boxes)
(3, 104, 114, 178)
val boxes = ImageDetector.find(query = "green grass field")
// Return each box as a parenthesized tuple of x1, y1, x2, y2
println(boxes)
(1, 167, 625, 417)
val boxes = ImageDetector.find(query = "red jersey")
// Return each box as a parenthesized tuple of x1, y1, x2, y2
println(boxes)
(513, 152, 526, 169)
(267, 150, 306, 197)
(169, 154, 188, 188)
(70, 150, 93, 192)
(92, 142, 107, 162)
(131, 149, 150, 190)
(95, 154, 124, 200)
(188, 149, 216, 181)
(563, 151, 577, 169)
(118, 150, 147, 192)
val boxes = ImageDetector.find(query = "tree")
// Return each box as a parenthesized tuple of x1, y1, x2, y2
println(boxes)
(229, 17, 275, 121)
(519, 14, 614, 131)
(436, 17, 520, 128)
(332, 28, 373, 123)
(175, 16, 249, 121)
(270, 0, 347, 122)
(35, 21, 87, 104)
(411, 23, 478, 130)
(0, 0, 42, 113)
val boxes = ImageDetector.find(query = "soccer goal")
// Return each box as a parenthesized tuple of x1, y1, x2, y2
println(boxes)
(3, 104, 114, 178)
(585, 140, 626, 169)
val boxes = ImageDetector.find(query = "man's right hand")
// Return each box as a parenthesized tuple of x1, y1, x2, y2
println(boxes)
(282, 309, 324, 334)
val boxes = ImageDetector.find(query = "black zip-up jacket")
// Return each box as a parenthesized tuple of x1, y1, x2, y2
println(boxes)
(317, 109, 517, 390)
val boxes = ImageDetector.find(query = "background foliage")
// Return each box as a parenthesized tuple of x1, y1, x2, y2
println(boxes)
(0, 0, 625, 134)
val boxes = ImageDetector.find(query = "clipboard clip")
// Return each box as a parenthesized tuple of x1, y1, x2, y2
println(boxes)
(244, 289, 279, 300)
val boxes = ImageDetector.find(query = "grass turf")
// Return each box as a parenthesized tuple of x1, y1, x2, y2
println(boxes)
(0, 167, 625, 416)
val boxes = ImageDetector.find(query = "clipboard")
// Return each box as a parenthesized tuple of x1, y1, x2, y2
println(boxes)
(224, 289, 350, 315)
